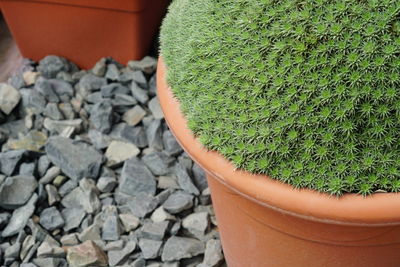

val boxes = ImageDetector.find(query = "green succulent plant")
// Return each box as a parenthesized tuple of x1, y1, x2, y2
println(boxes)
(160, 0, 400, 195)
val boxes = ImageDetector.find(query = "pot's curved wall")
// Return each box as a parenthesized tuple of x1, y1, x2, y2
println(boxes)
(0, 0, 170, 68)
(157, 57, 400, 266)
(208, 176, 400, 267)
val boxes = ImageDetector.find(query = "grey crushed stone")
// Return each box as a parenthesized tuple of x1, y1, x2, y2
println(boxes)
(0, 55, 224, 266)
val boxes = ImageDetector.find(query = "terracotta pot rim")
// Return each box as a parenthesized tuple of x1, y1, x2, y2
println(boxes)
(1, 0, 149, 12)
(157, 56, 400, 226)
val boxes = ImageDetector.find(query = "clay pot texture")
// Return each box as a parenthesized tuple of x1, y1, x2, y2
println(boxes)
(0, 0, 170, 68)
(157, 57, 400, 267)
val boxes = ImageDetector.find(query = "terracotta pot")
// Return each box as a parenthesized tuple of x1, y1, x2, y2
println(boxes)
(0, 0, 170, 68)
(157, 57, 400, 267)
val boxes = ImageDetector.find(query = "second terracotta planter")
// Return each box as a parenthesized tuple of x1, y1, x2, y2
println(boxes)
(157, 57, 400, 267)
(0, 0, 170, 68)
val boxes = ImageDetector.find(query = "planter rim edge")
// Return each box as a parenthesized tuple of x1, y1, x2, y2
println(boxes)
(0, 0, 149, 12)
(157, 56, 400, 226)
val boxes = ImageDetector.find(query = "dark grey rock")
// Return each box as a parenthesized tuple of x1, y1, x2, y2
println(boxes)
(62, 180, 101, 214)
(35, 77, 60, 102)
(200, 188, 211, 205)
(202, 239, 224, 267)
(148, 74, 157, 96)
(72, 70, 87, 81)
(146, 119, 163, 151)
(104, 240, 124, 251)
(163, 131, 183, 156)
(130, 71, 147, 88)
(162, 262, 180, 267)
(118, 68, 134, 83)
(45, 184, 60, 205)
(44, 103, 64, 120)
(107, 241, 136, 266)
(142, 115, 155, 128)
(192, 163, 208, 192)
(61, 233, 79, 246)
(58, 179, 78, 197)
(139, 221, 169, 241)
(101, 207, 123, 241)
(37, 55, 72, 78)
(92, 58, 107, 77)
(111, 95, 138, 113)
(163, 191, 194, 214)
(126, 192, 158, 218)
(58, 103, 75, 120)
(90, 100, 114, 134)
(109, 123, 148, 148)
(118, 158, 156, 197)
(174, 164, 200, 195)
(138, 239, 163, 259)
(48, 79, 74, 98)
(78, 223, 102, 242)
(142, 152, 174, 176)
(36, 241, 65, 258)
(78, 213, 92, 229)
(19, 162, 36, 176)
(8, 72, 25, 89)
(4, 241, 21, 259)
(0, 149, 26, 176)
(148, 97, 164, 119)
(38, 155, 51, 177)
(0, 175, 37, 209)
(128, 56, 157, 74)
(33, 257, 68, 267)
(130, 82, 149, 104)
(181, 255, 204, 267)
(0, 120, 26, 139)
(2, 193, 38, 237)
(45, 136, 103, 180)
(56, 71, 73, 83)
(40, 207, 65, 231)
(78, 73, 107, 98)
(0, 212, 11, 229)
(20, 88, 47, 114)
(26, 219, 59, 245)
(101, 83, 129, 98)
(131, 258, 146, 267)
(105, 64, 120, 81)
(100, 167, 116, 179)
(182, 212, 209, 238)
(37, 183, 48, 205)
(97, 177, 117, 193)
(88, 129, 112, 150)
(86, 92, 103, 103)
(39, 166, 61, 184)
(155, 188, 175, 204)
(161, 236, 205, 262)
(62, 208, 86, 231)
(178, 152, 193, 172)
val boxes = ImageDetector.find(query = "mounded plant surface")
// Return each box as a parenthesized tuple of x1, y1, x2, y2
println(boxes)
(160, 0, 400, 195)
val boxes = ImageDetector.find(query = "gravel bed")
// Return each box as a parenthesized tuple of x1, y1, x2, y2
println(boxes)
(0, 55, 225, 267)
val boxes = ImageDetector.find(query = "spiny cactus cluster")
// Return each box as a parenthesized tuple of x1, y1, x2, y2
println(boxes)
(160, 0, 400, 195)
